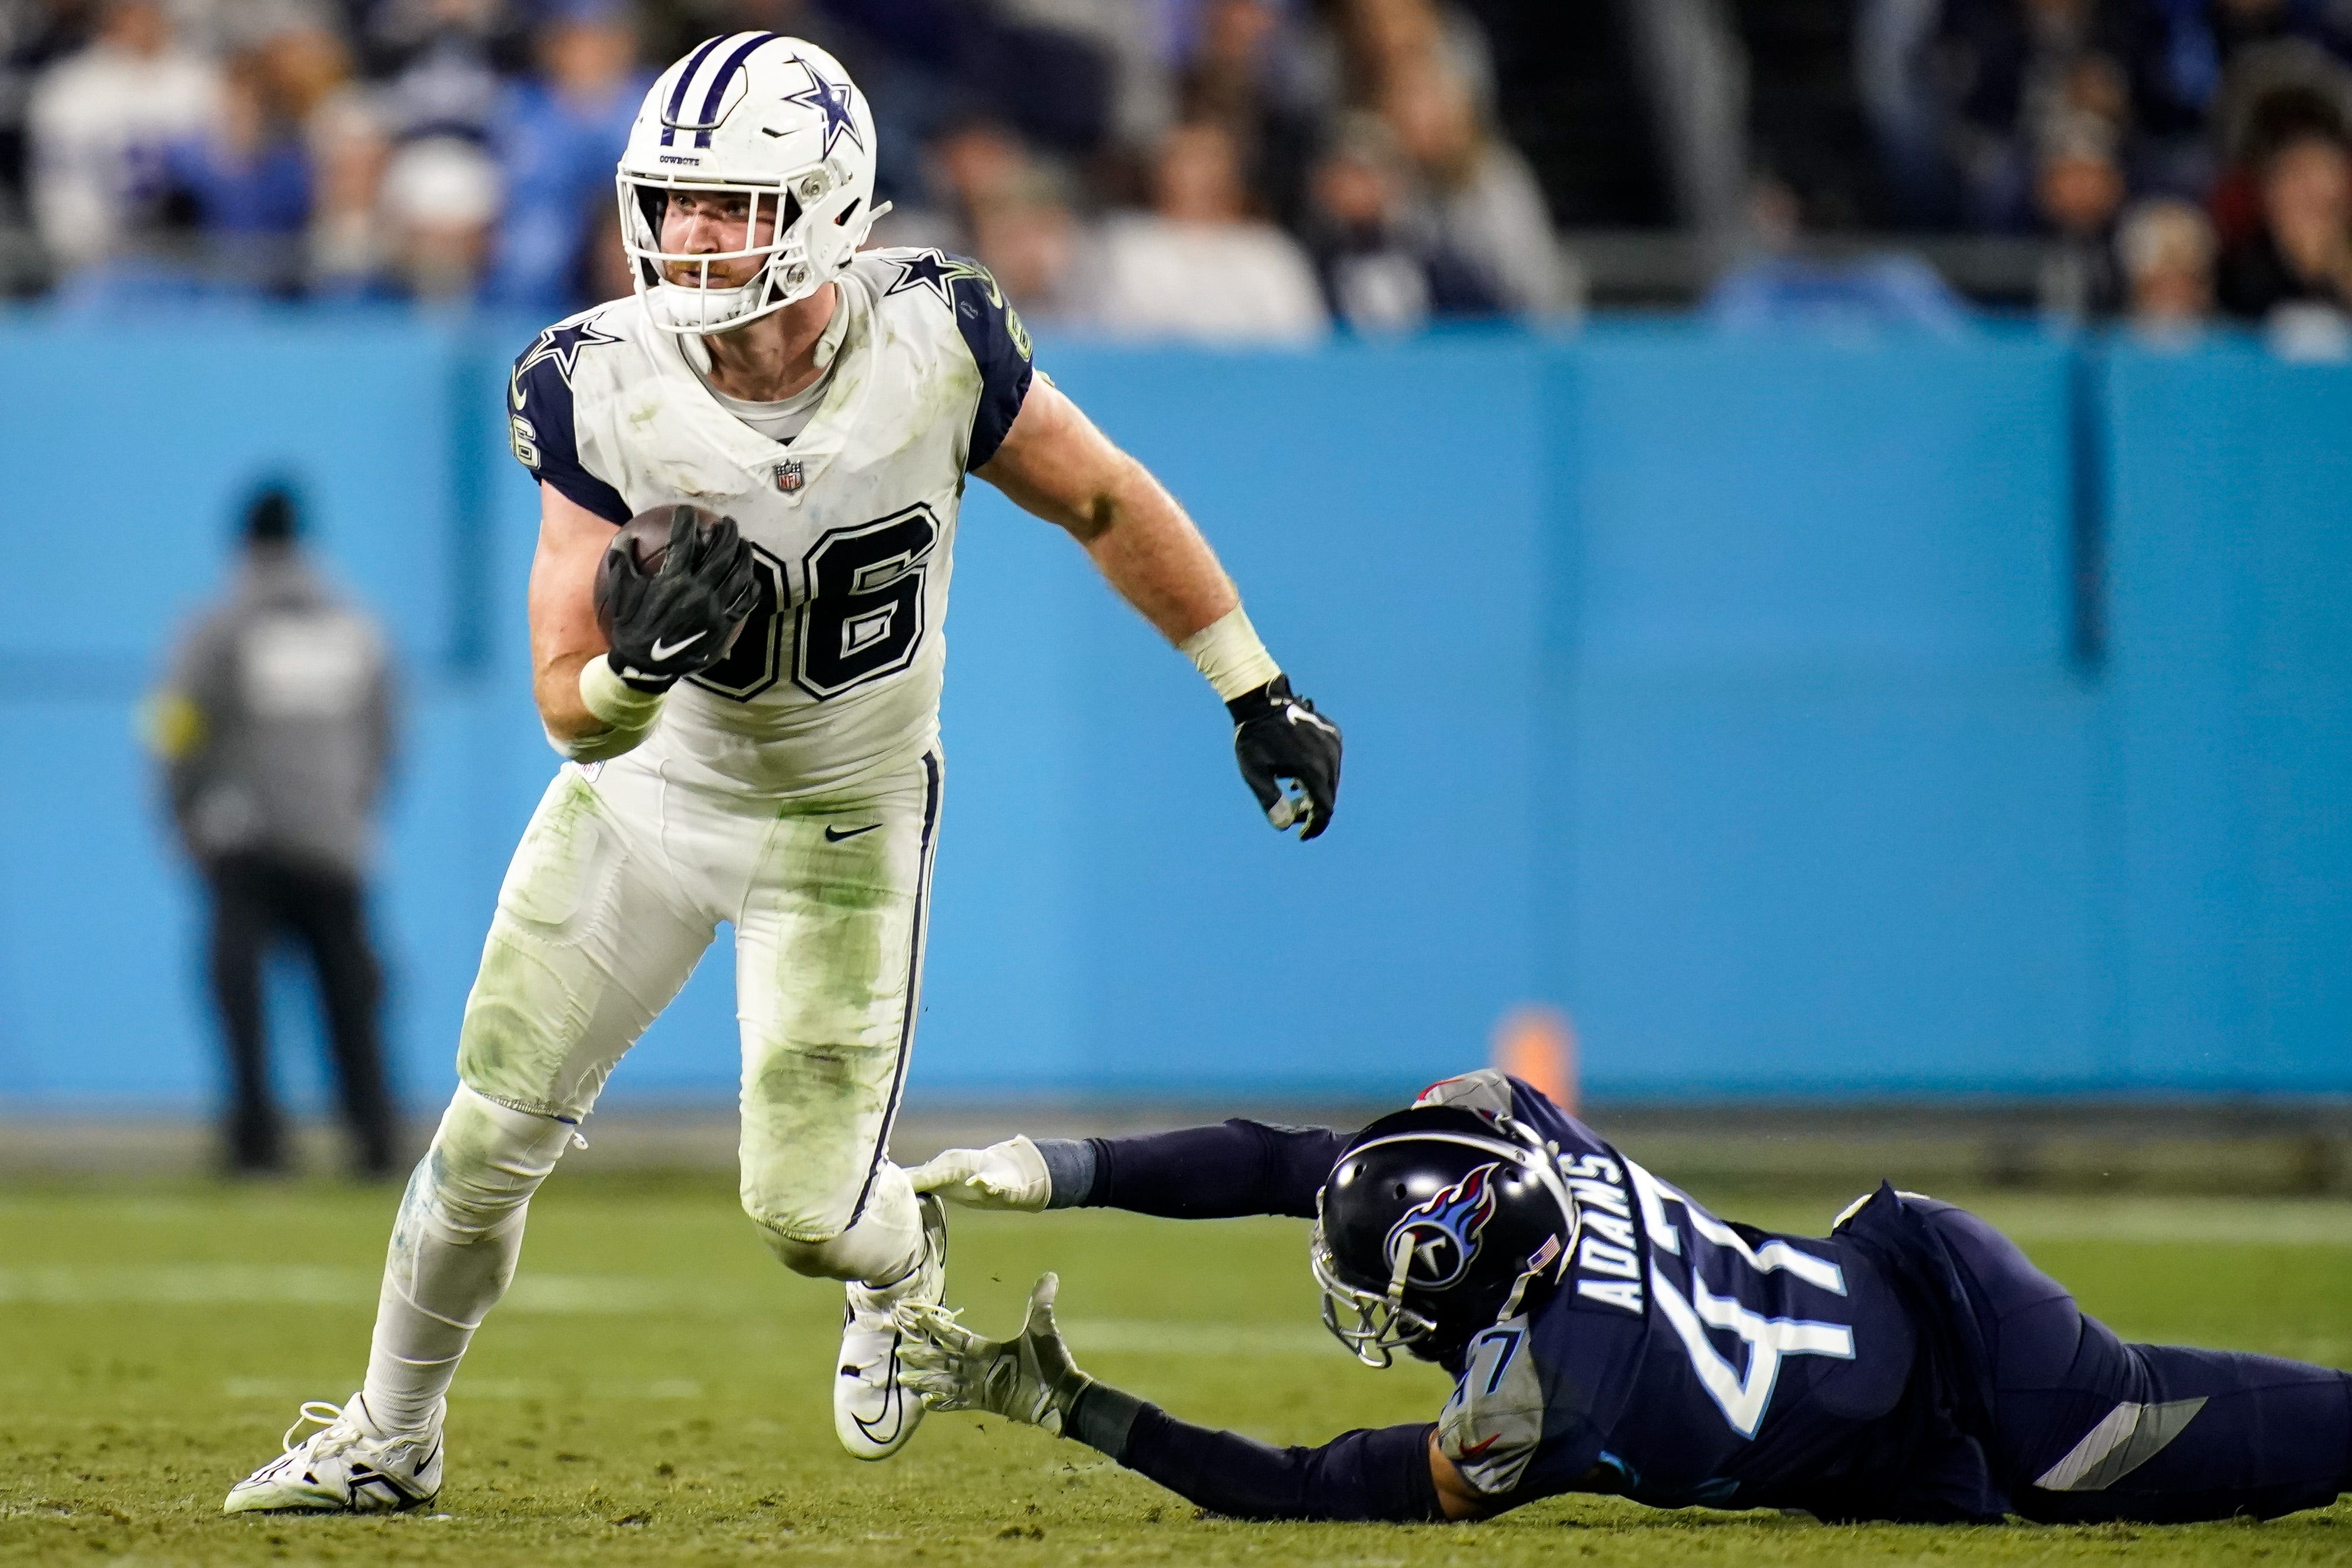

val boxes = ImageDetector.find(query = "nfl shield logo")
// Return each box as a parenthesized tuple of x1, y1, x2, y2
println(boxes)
(774, 460, 804, 494)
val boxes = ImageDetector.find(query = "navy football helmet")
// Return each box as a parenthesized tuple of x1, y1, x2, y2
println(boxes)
(1311, 1105, 1581, 1367)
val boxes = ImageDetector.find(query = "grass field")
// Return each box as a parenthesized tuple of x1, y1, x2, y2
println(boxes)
(2, 1170, 2348, 1566)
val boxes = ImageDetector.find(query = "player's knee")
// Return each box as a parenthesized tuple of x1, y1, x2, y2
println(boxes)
(742, 1161, 918, 1282)
(740, 1176, 858, 1273)
(405, 1085, 574, 1243)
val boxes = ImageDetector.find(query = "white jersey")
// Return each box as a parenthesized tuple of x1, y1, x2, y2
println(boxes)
(507, 247, 1035, 798)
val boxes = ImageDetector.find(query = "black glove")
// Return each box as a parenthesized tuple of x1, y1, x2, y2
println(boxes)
(1228, 675, 1342, 841)
(600, 509, 759, 689)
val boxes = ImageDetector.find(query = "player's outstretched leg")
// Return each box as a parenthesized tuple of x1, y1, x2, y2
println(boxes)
(223, 1085, 573, 1513)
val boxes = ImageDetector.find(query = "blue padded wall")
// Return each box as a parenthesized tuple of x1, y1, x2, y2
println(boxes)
(0, 317, 2343, 1110)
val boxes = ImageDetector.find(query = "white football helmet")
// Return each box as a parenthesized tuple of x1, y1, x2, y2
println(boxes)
(616, 33, 885, 335)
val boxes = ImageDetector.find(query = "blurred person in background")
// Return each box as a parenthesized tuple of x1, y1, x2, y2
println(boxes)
(2219, 86, 2352, 325)
(1706, 170, 1975, 333)
(157, 31, 340, 293)
(572, 188, 629, 300)
(1379, 55, 1571, 317)
(484, 0, 645, 311)
(876, 112, 1027, 253)
(376, 128, 497, 297)
(1090, 116, 1327, 342)
(308, 87, 392, 290)
(2, 0, 96, 244)
(365, 0, 520, 143)
(1299, 110, 1500, 332)
(2034, 110, 2129, 317)
(2116, 193, 2218, 330)
(1178, 0, 1315, 228)
(967, 159, 1090, 323)
(1873, 0, 2144, 232)
(1308, 0, 1496, 121)
(147, 483, 399, 1180)
(25, 0, 215, 271)
(988, 0, 1164, 153)
(2201, 0, 2352, 69)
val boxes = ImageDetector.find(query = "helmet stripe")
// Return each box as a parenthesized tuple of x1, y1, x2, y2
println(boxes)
(658, 34, 731, 146)
(690, 31, 781, 148)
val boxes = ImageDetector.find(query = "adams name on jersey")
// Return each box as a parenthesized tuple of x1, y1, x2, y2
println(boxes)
(507, 246, 1033, 798)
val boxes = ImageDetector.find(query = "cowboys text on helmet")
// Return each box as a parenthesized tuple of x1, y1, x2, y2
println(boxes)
(617, 34, 885, 336)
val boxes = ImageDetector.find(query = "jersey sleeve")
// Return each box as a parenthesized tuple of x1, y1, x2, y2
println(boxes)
(1081, 1119, 1349, 1220)
(507, 327, 630, 524)
(944, 256, 1034, 471)
(1438, 1320, 1551, 1496)
(1438, 1318, 1611, 1506)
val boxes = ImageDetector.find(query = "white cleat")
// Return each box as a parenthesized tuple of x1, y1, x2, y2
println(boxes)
(223, 1393, 443, 1514)
(834, 1192, 947, 1460)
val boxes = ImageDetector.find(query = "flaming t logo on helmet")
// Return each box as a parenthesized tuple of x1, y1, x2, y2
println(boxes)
(1384, 1162, 1502, 1290)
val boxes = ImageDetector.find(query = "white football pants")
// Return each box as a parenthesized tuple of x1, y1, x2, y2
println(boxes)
(361, 745, 941, 1433)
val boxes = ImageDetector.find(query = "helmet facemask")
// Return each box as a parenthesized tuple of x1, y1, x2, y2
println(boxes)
(1311, 1203, 1440, 1368)
(620, 168, 877, 336)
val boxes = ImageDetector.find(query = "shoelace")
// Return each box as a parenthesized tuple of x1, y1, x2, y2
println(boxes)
(282, 1400, 359, 1457)
(894, 1299, 960, 1336)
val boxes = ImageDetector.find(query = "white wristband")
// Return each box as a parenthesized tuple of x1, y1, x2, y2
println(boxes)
(1178, 604, 1282, 703)
(550, 655, 667, 760)
(579, 654, 668, 729)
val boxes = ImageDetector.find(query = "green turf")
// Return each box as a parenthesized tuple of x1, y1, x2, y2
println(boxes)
(1, 1172, 2348, 1565)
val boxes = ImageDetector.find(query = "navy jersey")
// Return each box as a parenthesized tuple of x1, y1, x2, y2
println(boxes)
(1415, 1072, 1919, 1513)
(1068, 1072, 2351, 1525)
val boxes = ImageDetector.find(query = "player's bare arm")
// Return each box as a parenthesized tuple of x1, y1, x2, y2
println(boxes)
(1427, 1433, 1501, 1520)
(980, 377, 1346, 838)
(527, 483, 617, 744)
(978, 378, 1235, 643)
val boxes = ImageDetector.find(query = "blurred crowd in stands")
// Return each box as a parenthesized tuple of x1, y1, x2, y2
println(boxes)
(0, 0, 1571, 336)
(0, 0, 2347, 345)
(1852, 0, 2352, 340)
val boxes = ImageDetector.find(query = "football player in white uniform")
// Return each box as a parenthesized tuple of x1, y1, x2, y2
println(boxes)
(225, 32, 1342, 1515)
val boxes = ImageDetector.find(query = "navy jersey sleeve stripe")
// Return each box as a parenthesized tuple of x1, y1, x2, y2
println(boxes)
(946, 256, 1034, 470)
(509, 326, 629, 524)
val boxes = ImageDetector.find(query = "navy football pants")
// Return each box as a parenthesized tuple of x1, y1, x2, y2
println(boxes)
(1917, 1199, 2352, 1523)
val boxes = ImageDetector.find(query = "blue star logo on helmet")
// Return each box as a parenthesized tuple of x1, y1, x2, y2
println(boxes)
(784, 61, 861, 159)
(1384, 1162, 1502, 1290)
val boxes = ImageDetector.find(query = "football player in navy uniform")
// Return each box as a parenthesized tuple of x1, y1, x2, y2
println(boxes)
(225, 32, 1341, 1513)
(898, 1069, 2351, 1526)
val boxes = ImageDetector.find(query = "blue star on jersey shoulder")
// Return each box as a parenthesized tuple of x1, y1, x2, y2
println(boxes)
(511, 317, 623, 409)
(886, 248, 997, 307)
(784, 61, 860, 159)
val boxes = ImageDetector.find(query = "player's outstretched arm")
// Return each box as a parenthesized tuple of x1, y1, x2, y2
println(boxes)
(910, 1122, 1349, 1221)
(898, 1275, 1493, 1522)
(976, 378, 1342, 838)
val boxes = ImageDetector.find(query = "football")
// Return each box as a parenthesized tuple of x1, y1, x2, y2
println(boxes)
(593, 501, 750, 657)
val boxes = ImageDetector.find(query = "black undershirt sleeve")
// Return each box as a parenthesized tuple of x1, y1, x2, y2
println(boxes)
(1079, 1121, 1352, 1219)
(1071, 1386, 1444, 1523)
